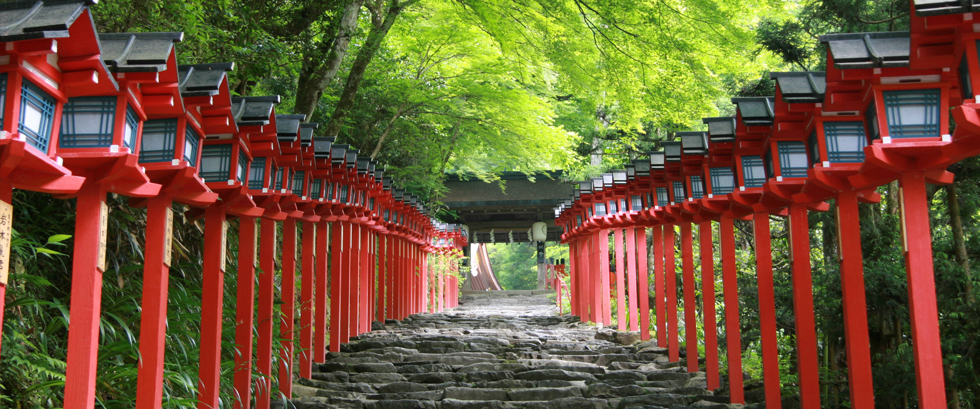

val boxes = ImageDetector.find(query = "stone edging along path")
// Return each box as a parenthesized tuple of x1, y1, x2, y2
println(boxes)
(281, 291, 736, 409)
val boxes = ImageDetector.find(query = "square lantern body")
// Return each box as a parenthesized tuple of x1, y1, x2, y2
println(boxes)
(866, 84, 949, 142)
(762, 140, 810, 180)
(59, 90, 144, 155)
(735, 154, 767, 189)
(688, 172, 705, 199)
(0, 0, 113, 163)
(139, 116, 204, 168)
(707, 166, 736, 196)
(199, 137, 251, 186)
(3, 73, 62, 155)
(821, 32, 952, 147)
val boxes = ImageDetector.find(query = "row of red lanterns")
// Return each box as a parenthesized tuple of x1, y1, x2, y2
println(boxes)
(555, 2, 980, 408)
(0, 1, 468, 409)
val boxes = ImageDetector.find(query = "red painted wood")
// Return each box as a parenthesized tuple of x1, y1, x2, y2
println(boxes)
(255, 218, 279, 409)
(568, 241, 576, 317)
(386, 235, 395, 320)
(196, 205, 227, 409)
(347, 223, 359, 339)
(64, 187, 108, 409)
(788, 204, 820, 408)
(698, 221, 719, 390)
(393, 238, 401, 320)
(581, 235, 595, 322)
(599, 229, 611, 326)
(614, 228, 626, 330)
(329, 222, 343, 352)
(836, 191, 876, 408)
(720, 216, 745, 404)
(314, 220, 328, 363)
(626, 227, 639, 332)
(653, 226, 666, 347)
(360, 225, 370, 333)
(438, 252, 445, 311)
(135, 195, 173, 409)
(898, 172, 948, 408)
(370, 233, 377, 318)
(681, 223, 698, 373)
(233, 217, 257, 409)
(664, 225, 678, 362)
(377, 234, 387, 321)
(279, 219, 298, 398)
(300, 221, 316, 378)
(593, 233, 601, 323)
(636, 228, 651, 341)
(753, 213, 781, 409)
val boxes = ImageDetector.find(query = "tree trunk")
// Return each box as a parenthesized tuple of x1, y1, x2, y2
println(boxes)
(294, 0, 365, 119)
(323, 0, 415, 141)
(946, 183, 976, 304)
(370, 101, 411, 159)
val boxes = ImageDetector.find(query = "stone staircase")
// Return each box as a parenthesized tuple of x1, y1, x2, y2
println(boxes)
(283, 292, 735, 409)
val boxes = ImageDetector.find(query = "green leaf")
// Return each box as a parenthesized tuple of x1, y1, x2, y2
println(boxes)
(46, 234, 72, 244)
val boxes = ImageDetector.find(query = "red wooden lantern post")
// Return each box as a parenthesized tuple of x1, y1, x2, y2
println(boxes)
(727, 97, 783, 408)
(620, 168, 640, 332)
(606, 171, 628, 330)
(764, 71, 832, 409)
(701, 115, 743, 403)
(326, 143, 351, 352)
(133, 60, 236, 409)
(0, 0, 99, 358)
(309, 135, 337, 369)
(194, 93, 268, 408)
(821, 26, 963, 407)
(275, 118, 321, 401)
(647, 152, 669, 348)
(60, 29, 192, 408)
(631, 160, 653, 339)
(676, 132, 712, 374)
(659, 143, 684, 363)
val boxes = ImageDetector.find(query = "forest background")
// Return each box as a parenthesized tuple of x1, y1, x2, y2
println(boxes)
(0, 0, 977, 408)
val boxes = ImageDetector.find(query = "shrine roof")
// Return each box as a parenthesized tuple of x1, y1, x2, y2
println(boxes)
(770, 72, 826, 104)
(231, 96, 280, 126)
(913, 0, 980, 16)
(819, 32, 910, 69)
(178, 63, 235, 97)
(703, 117, 736, 143)
(0, 0, 95, 42)
(731, 97, 775, 126)
(99, 32, 184, 73)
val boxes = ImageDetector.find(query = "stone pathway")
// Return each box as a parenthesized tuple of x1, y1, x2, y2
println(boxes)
(284, 291, 733, 409)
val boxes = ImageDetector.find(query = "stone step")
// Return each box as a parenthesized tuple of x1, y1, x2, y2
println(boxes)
(288, 292, 730, 409)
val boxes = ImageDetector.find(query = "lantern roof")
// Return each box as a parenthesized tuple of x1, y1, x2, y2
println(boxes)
(99, 32, 184, 73)
(913, 0, 979, 16)
(703, 117, 736, 143)
(276, 114, 305, 142)
(232, 96, 280, 126)
(770, 72, 826, 104)
(0, 0, 96, 42)
(314, 136, 334, 160)
(732, 97, 775, 126)
(650, 151, 666, 170)
(299, 123, 318, 147)
(677, 131, 708, 155)
(662, 141, 682, 162)
(633, 159, 651, 177)
(178, 63, 235, 97)
(819, 32, 910, 69)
